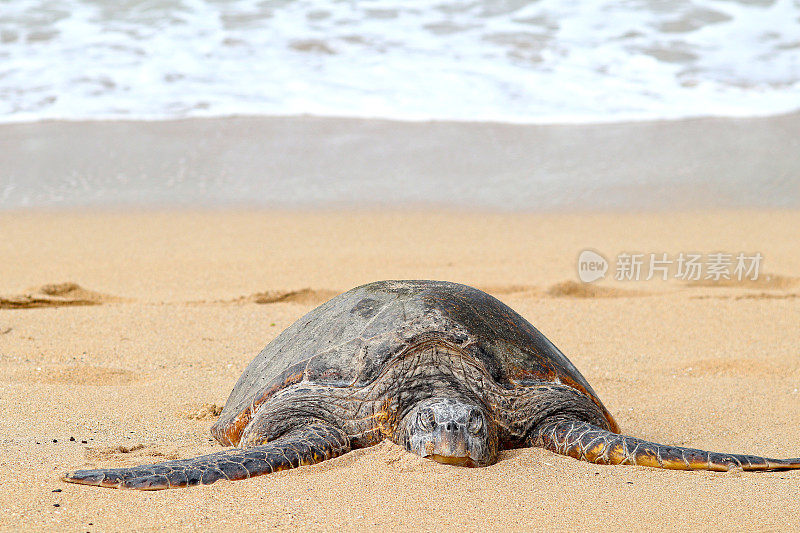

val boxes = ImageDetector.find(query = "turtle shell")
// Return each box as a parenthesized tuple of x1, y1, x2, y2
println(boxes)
(211, 280, 618, 445)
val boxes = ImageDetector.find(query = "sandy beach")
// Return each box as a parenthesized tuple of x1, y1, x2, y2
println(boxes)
(0, 208, 798, 531)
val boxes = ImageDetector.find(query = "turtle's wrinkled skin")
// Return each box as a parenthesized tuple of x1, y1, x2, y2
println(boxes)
(63, 280, 800, 489)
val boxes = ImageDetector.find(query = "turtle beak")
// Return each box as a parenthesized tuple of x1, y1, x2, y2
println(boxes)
(422, 422, 480, 467)
(428, 454, 478, 468)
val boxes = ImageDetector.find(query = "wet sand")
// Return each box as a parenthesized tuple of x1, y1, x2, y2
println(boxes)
(0, 209, 798, 531)
(2, 113, 800, 211)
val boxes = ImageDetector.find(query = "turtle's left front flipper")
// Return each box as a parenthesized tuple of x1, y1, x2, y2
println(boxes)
(62, 423, 350, 490)
(532, 420, 800, 472)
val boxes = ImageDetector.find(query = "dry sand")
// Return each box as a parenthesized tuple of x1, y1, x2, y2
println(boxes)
(0, 209, 799, 532)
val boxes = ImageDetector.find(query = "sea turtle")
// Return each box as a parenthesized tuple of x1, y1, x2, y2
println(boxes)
(63, 280, 800, 490)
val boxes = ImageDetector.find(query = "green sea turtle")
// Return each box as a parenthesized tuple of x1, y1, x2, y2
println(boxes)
(62, 280, 800, 490)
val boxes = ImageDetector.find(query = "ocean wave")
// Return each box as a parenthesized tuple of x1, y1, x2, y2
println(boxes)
(1, 0, 799, 124)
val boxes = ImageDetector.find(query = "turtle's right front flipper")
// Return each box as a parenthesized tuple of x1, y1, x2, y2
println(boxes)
(62, 423, 350, 490)
(532, 420, 800, 472)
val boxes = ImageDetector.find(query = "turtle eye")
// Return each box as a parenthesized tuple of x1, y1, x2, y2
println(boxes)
(417, 408, 436, 431)
(468, 410, 484, 435)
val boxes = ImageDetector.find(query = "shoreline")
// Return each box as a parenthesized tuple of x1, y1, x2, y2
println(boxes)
(5, 107, 800, 126)
(2, 112, 799, 211)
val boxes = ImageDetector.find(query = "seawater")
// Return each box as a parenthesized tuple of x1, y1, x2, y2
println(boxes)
(1, 0, 799, 124)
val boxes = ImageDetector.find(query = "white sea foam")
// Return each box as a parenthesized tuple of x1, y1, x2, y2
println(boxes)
(1, 0, 799, 124)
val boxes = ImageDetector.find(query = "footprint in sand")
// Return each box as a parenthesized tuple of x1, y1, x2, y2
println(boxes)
(252, 288, 339, 305)
(732, 292, 798, 300)
(0, 282, 124, 309)
(476, 285, 541, 297)
(545, 280, 647, 298)
(181, 402, 223, 420)
(686, 273, 799, 290)
(689, 293, 800, 300)
(10, 364, 138, 386)
(686, 273, 799, 300)
(85, 443, 181, 463)
(222, 288, 339, 306)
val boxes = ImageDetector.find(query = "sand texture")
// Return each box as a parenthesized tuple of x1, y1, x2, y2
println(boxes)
(1, 209, 799, 532)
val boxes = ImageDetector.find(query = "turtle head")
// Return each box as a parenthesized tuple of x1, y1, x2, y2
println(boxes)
(400, 397, 498, 467)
